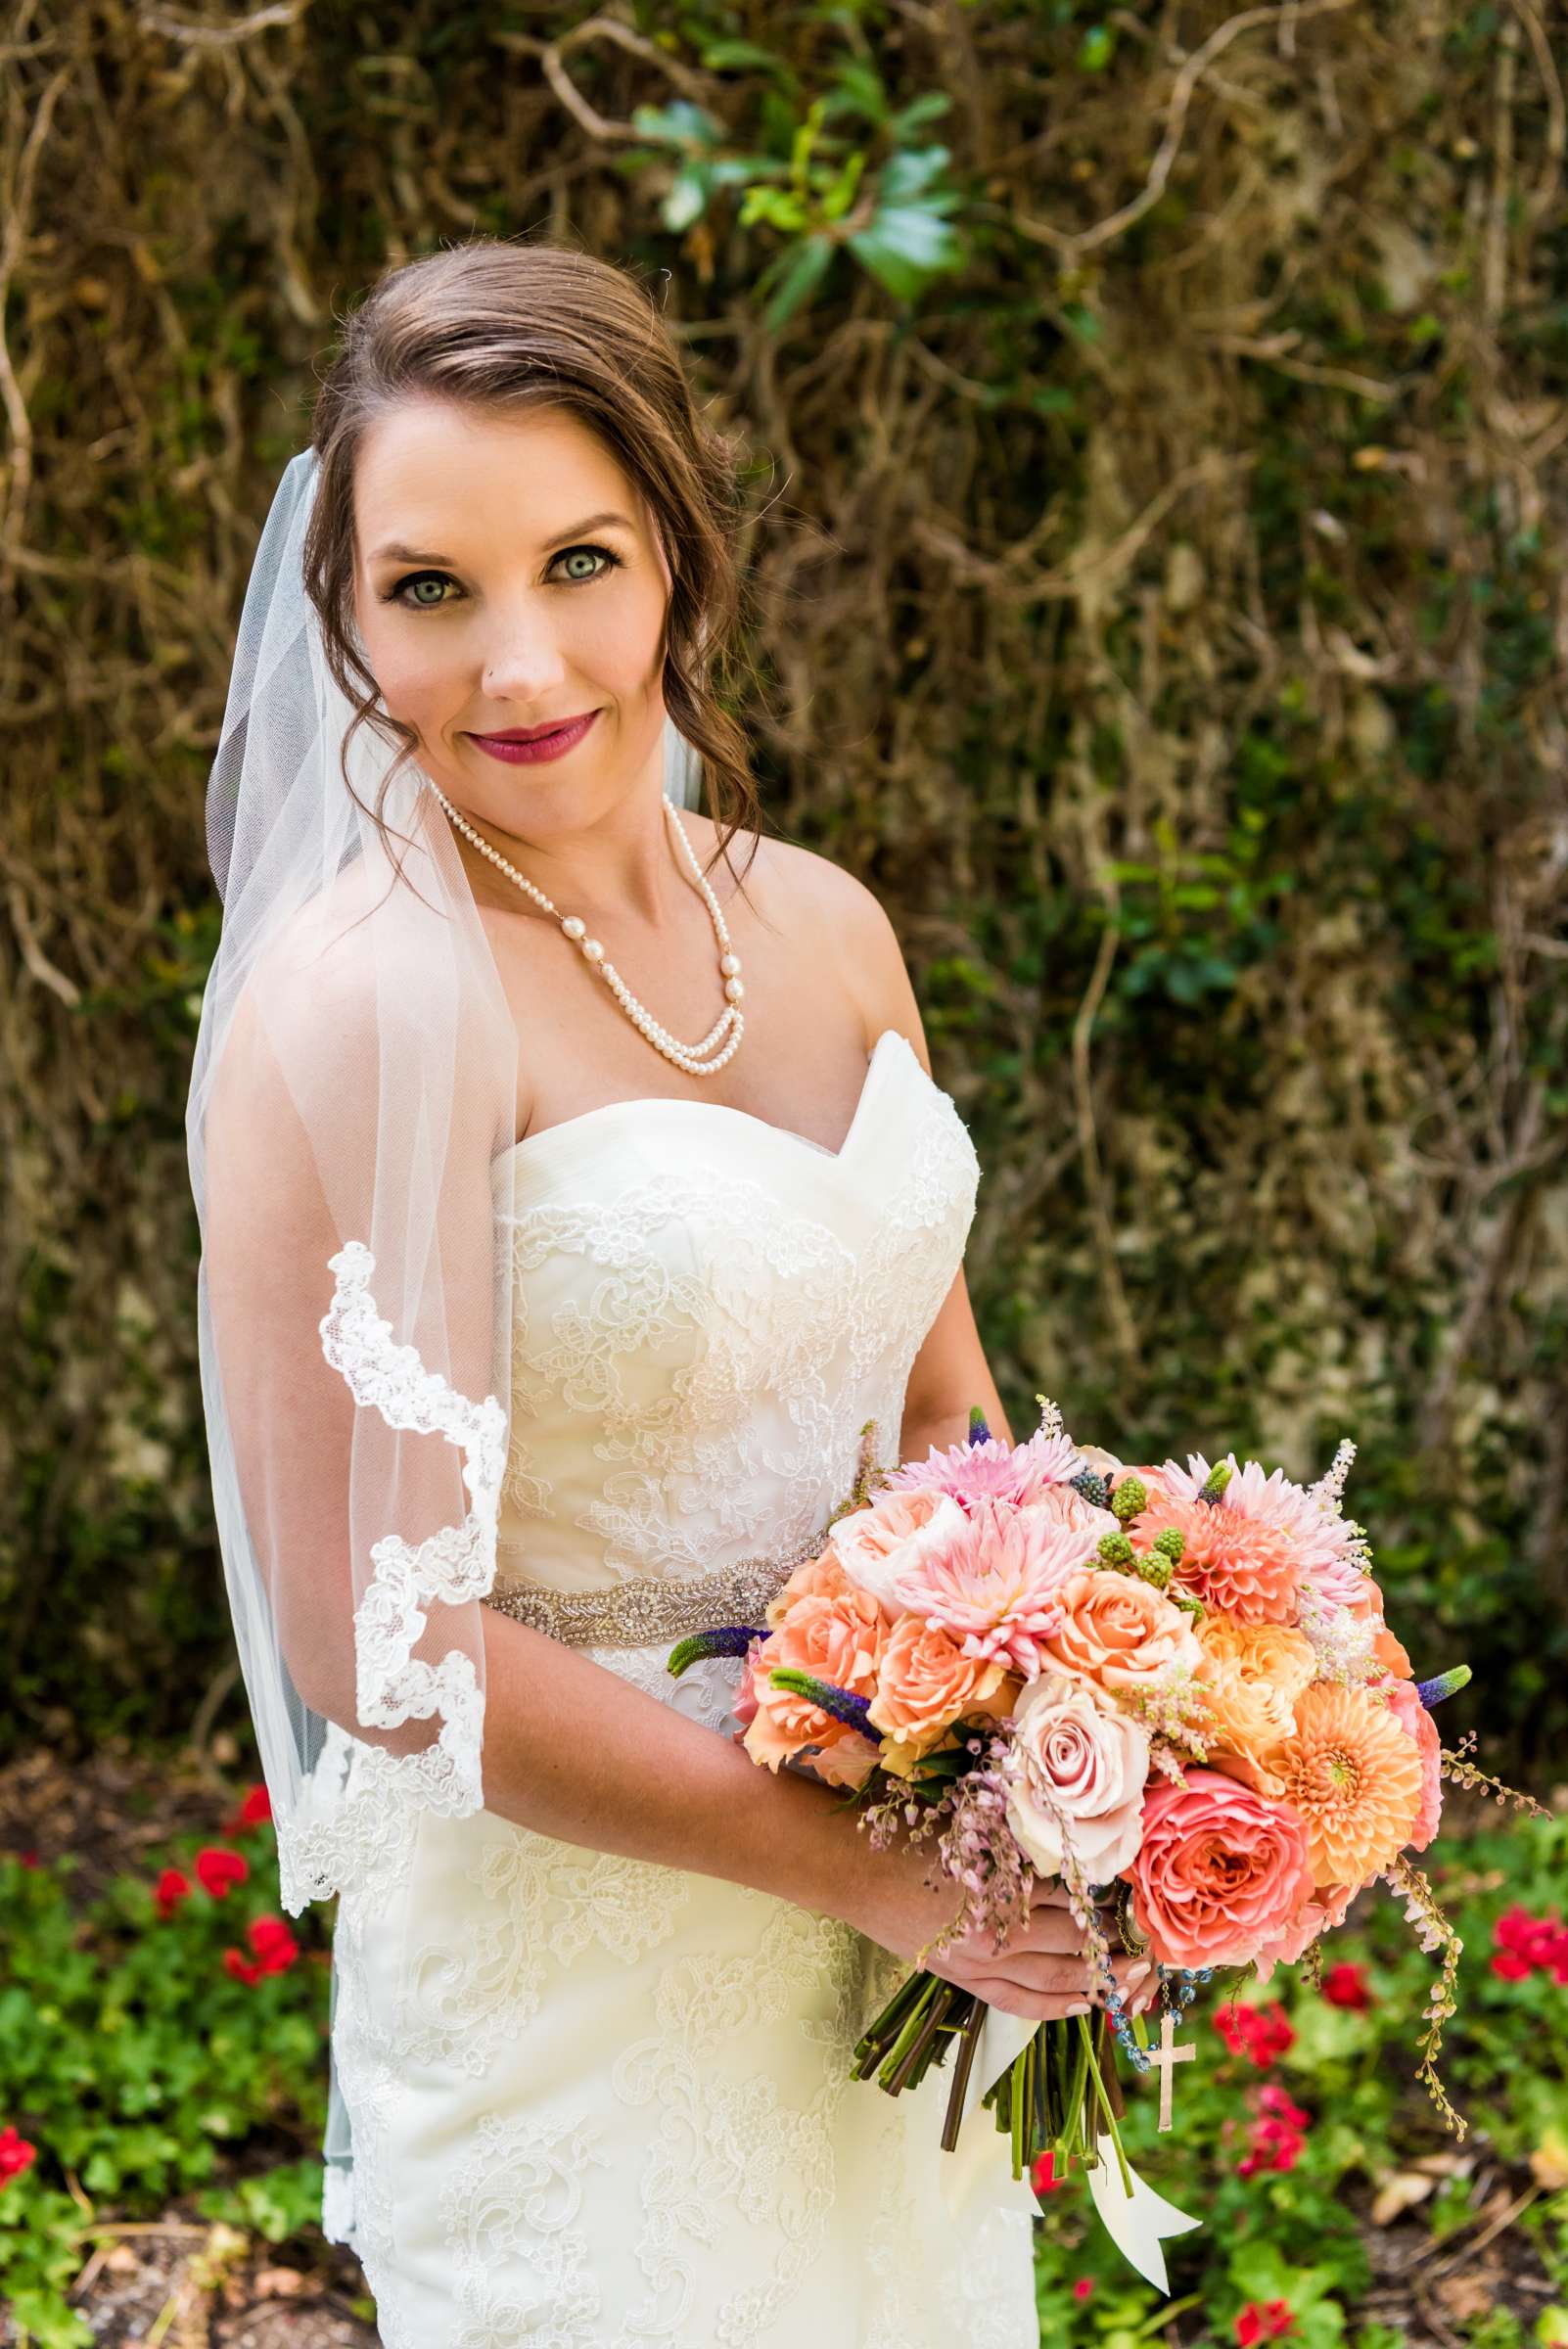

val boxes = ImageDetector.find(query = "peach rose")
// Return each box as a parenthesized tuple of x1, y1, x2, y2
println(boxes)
(743, 1589, 888, 1788)
(829, 1488, 970, 1611)
(1128, 1768, 1316, 1969)
(1039, 1568, 1203, 1698)
(1005, 1673, 1151, 1881)
(866, 1614, 1019, 1767)
(1194, 1613, 1317, 1796)
(764, 1546, 861, 1632)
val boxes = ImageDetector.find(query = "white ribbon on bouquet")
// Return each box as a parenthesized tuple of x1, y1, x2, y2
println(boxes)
(944, 2009, 1202, 2292)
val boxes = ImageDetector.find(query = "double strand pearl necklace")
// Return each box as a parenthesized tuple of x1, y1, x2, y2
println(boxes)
(430, 783, 746, 1077)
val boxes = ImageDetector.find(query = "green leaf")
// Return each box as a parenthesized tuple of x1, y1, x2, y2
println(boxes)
(756, 235, 836, 333)
(847, 207, 965, 302)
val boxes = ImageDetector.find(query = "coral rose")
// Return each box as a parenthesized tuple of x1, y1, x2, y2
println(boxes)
(1128, 1768, 1315, 1969)
(1039, 1568, 1203, 1699)
(866, 1613, 1018, 1767)
(743, 1589, 888, 1789)
(1262, 1681, 1423, 1887)
(828, 1488, 969, 1612)
(1005, 1673, 1151, 1881)
(1194, 1614, 1317, 1796)
(1252, 1878, 1356, 1980)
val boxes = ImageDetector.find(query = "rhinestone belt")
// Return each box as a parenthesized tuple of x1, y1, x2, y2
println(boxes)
(481, 1526, 834, 1650)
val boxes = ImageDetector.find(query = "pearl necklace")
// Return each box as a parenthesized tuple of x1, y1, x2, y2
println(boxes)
(429, 783, 746, 1077)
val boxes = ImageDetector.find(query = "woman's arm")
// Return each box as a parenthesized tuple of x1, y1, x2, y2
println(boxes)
(475, 1606, 1140, 2017)
(478, 1602, 865, 1903)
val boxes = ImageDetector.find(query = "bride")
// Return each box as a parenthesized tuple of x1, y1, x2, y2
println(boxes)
(187, 239, 1150, 2349)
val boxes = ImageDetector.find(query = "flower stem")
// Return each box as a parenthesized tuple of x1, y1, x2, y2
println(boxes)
(1079, 2013, 1132, 2196)
(853, 1967, 930, 2078)
(887, 1978, 963, 2095)
(939, 1996, 989, 2151)
(875, 1974, 943, 2094)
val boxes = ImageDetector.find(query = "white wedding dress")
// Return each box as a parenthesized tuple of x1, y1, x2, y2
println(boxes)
(317, 1027, 1039, 2347)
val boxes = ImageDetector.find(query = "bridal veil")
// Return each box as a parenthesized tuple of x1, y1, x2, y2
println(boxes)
(186, 449, 697, 1896)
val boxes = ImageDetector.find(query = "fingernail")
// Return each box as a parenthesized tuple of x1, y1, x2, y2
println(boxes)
(1128, 1960, 1151, 1988)
(1065, 2000, 1092, 2016)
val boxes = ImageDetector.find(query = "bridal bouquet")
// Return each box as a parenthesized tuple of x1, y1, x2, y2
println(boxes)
(668, 1401, 1542, 2268)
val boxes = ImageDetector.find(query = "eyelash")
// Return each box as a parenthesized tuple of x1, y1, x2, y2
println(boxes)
(380, 543, 625, 609)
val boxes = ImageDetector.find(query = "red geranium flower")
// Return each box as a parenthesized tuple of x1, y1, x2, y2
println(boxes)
(1235, 2301, 1297, 2344)
(1492, 1906, 1568, 1983)
(222, 1912, 300, 1985)
(1321, 1961, 1372, 2010)
(154, 1867, 191, 1919)
(1237, 2083, 1311, 2177)
(1073, 2277, 1094, 2301)
(1031, 2147, 1070, 2195)
(1215, 2001, 1296, 2066)
(195, 1846, 249, 1899)
(0, 2127, 37, 2188)
(223, 1782, 273, 1837)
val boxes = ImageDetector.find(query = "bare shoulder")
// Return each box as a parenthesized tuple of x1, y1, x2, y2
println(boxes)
(692, 814, 929, 1063)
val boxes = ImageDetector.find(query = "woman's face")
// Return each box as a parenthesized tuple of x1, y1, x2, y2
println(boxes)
(351, 399, 672, 846)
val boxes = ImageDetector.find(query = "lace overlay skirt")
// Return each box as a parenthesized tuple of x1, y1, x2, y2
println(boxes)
(323, 1644, 1038, 2349)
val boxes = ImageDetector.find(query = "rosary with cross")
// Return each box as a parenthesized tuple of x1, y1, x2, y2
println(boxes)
(1148, 2010, 1194, 2132)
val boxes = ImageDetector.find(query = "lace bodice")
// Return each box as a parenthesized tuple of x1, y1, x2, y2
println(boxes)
(489, 1028, 981, 1592)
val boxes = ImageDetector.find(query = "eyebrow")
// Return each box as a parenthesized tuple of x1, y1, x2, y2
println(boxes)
(367, 511, 635, 566)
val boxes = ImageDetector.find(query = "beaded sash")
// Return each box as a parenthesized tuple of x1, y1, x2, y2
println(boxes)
(481, 1525, 833, 1650)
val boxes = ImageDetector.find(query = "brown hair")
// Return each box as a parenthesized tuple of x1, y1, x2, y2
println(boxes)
(300, 237, 761, 888)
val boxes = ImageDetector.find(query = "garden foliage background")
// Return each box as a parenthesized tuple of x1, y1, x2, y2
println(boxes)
(4, 0, 1564, 1776)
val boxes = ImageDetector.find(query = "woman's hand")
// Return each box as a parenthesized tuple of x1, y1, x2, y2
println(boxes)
(836, 1811, 1156, 2025)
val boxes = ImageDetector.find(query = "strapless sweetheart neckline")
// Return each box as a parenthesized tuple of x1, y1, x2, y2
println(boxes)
(492, 1023, 914, 1176)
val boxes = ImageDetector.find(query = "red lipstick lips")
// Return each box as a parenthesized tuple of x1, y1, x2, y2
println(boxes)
(468, 710, 600, 764)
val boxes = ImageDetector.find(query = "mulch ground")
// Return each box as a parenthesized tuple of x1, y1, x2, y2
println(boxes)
(2, 1738, 1556, 2347)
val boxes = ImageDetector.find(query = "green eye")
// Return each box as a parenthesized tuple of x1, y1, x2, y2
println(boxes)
(551, 544, 622, 584)
(396, 575, 453, 609)
(385, 543, 623, 610)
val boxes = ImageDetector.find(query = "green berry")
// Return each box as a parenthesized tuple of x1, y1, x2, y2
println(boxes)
(1096, 1531, 1136, 1570)
(1153, 1527, 1186, 1564)
(1110, 1473, 1148, 1523)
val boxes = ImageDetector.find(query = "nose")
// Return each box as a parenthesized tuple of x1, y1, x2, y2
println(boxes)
(479, 613, 570, 703)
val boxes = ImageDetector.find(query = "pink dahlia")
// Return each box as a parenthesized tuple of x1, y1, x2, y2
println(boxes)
(889, 1498, 1086, 1675)
(1153, 1453, 1374, 1615)
(889, 1427, 1085, 1510)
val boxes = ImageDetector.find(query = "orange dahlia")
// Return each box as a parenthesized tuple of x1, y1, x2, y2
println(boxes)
(1264, 1681, 1423, 1886)
(1194, 1614, 1317, 1795)
(1130, 1492, 1303, 1624)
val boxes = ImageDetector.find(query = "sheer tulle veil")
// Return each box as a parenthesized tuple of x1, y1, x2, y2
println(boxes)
(184, 446, 700, 2218)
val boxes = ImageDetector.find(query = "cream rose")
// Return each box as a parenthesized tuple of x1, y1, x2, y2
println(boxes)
(829, 1487, 969, 1610)
(1004, 1671, 1151, 1881)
